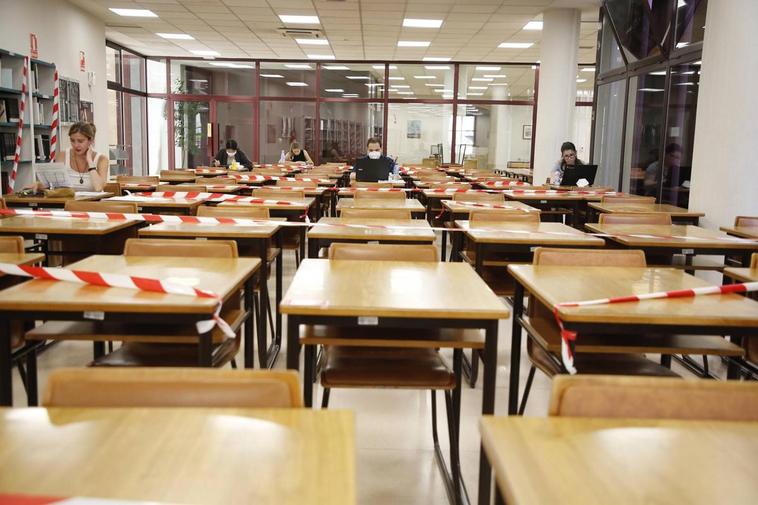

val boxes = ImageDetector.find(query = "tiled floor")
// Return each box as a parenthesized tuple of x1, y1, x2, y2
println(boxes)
(9, 248, 726, 505)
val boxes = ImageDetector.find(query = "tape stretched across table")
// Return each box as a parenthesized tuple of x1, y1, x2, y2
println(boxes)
(0, 263, 236, 338)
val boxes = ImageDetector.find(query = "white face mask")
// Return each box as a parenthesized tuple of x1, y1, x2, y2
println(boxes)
(368, 150, 381, 160)
(226, 151, 237, 157)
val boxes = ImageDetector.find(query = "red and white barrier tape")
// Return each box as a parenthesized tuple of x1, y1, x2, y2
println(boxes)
(228, 174, 332, 184)
(506, 189, 621, 196)
(0, 262, 236, 338)
(49, 69, 59, 161)
(7, 57, 28, 193)
(553, 281, 758, 374)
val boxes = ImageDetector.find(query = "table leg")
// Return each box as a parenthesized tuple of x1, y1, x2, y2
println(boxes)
(508, 282, 524, 415)
(244, 274, 255, 369)
(304, 342, 314, 407)
(276, 232, 283, 347)
(286, 315, 300, 370)
(259, 245, 271, 368)
(308, 236, 319, 258)
(478, 319, 499, 505)
(0, 318, 12, 406)
(198, 327, 213, 367)
(25, 349, 38, 406)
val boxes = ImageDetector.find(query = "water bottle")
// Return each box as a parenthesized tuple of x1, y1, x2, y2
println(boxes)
(279, 150, 286, 163)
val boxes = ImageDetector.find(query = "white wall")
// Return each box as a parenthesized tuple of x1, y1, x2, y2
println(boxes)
(0, 0, 107, 184)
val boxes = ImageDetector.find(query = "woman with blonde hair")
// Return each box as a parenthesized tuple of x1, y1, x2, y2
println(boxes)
(284, 141, 313, 164)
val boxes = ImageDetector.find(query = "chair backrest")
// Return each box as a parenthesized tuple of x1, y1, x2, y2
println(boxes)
(64, 200, 139, 214)
(253, 188, 305, 200)
(354, 190, 406, 200)
(533, 247, 647, 267)
(124, 238, 238, 257)
(197, 177, 236, 185)
(453, 191, 505, 203)
(601, 195, 656, 204)
(351, 181, 393, 188)
(429, 182, 472, 190)
(735, 216, 758, 227)
(160, 169, 194, 178)
(43, 368, 302, 408)
(469, 210, 540, 224)
(328, 243, 438, 262)
(463, 159, 479, 170)
(197, 205, 270, 219)
(0, 236, 24, 254)
(102, 182, 121, 196)
(339, 208, 412, 220)
(157, 184, 207, 193)
(116, 175, 159, 185)
(752, 253, 758, 269)
(0, 198, 5, 209)
(598, 212, 672, 225)
(549, 375, 758, 421)
(277, 179, 317, 188)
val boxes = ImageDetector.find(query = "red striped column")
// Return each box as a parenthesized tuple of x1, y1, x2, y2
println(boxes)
(8, 57, 28, 193)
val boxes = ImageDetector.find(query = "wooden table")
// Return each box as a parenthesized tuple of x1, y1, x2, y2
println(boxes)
(0, 255, 261, 406)
(0, 215, 140, 262)
(336, 198, 426, 218)
(195, 167, 229, 176)
(281, 258, 509, 503)
(4, 192, 113, 209)
(138, 221, 283, 368)
(0, 407, 355, 505)
(588, 202, 705, 225)
(720, 225, 758, 239)
(480, 416, 758, 505)
(585, 223, 758, 267)
(0, 252, 45, 289)
(307, 218, 435, 258)
(724, 266, 758, 283)
(160, 173, 196, 183)
(503, 190, 595, 227)
(506, 265, 758, 415)
(105, 196, 205, 215)
(193, 184, 241, 194)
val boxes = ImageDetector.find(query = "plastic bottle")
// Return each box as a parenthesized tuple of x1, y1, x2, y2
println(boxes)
(279, 150, 286, 163)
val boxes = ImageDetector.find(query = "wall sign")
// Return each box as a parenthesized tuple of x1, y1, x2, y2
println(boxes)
(30, 34, 38, 59)
(79, 51, 86, 71)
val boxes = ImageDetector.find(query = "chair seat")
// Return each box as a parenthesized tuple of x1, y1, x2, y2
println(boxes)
(89, 339, 239, 368)
(321, 346, 455, 389)
(530, 345, 680, 378)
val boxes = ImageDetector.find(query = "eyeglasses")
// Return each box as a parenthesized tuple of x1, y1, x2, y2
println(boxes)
(562, 152, 577, 160)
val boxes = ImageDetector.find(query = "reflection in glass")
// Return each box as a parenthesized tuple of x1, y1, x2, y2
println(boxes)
(320, 64, 385, 99)
(319, 102, 384, 162)
(216, 102, 254, 162)
(106, 46, 120, 84)
(148, 98, 169, 174)
(260, 62, 314, 98)
(259, 101, 316, 163)
(173, 100, 210, 168)
(388, 64, 455, 100)
(146, 58, 167, 94)
(457, 65, 535, 100)
(122, 51, 145, 91)
(454, 104, 533, 168)
(386, 103, 453, 164)
(593, 80, 627, 189)
(605, 0, 674, 61)
(171, 60, 255, 96)
(599, 15, 625, 73)
(123, 94, 147, 175)
(675, 0, 707, 48)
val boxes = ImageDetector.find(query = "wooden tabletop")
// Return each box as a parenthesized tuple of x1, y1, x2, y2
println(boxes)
(195, 184, 242, 194)
(0, 252, 45, 268)
(585, 224, 758, 249)
(720, 225, 758, 239)
(120, 183, 157, 192)
(160, 175, 196, 182)
(0, 255, 260, 314)
(508, 265, 758, 326)
(281, 259, 509, 319)
(139, 221, 281, 239)
(588, 202, 705, 217)
(219, 197, 315, 211)
(256, 187, 330, 197)
(0, 407, 355, 505)
(106, 196, 206, 210)
(723, 267, 758, 283)
(0, 216, 138, 235)
(442, 200, 539, 214)
(504, 190, 587, 201)
(480, 416, 758, 505)
(336, 198, 425, 212)
(459, 221, 605, 246)
(195, 168, 228, 176)
(308, 218, 435, 242)
(4, 192, 113, 205)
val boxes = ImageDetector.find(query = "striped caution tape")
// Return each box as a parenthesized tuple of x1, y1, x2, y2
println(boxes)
(7, 57, 28, 193)
(49, 70, 60, 161)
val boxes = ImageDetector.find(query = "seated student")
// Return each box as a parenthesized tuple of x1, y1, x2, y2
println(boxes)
(351, 137, 398, 182)
(213, 140, 253, 169)
(284, 141, 314, 164)
(550, 141, 585, 185)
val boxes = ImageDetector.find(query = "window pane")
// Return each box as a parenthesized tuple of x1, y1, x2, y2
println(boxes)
(457, 65, 535, 101)
(321, 63, 385, 99)
(147, 58, 167, 94)
(599, 15, 625, 73)
(148, 98, 169, 175)
(174, 100, 210, 168)
(259, 101, 316, 163)
(170, 60, 255, 95)
(676, 0, 707, 48)
(386, 103, 452, 165)
(260, 62, 315, 97)
(122, 94, 146, 175)
(593, 79, 627, 189)
(319, 102, 384, 162)
(389, 64, 454, 100)
(455, 104, 533, 168)
(121, 51, 145, 91)
(605, 0, 674, 61)
(622, 71, 667, 197)
(106, 46, 120, 84)
(107, 89, 122, 174)
(216, 102, 255, 163)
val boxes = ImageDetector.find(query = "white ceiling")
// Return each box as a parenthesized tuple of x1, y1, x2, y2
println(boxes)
(69, 0, 601, 63)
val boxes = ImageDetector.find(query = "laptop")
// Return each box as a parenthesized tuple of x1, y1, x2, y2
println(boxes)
(559, 164, 598, 187)
(354, 157, 394, 182)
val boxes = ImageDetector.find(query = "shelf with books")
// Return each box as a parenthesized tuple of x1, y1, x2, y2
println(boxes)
(0, 87, 22, 95)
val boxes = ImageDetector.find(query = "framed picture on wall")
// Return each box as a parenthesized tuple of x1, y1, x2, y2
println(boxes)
(522, 125, 532, 140)
(407, 119, 421, 139)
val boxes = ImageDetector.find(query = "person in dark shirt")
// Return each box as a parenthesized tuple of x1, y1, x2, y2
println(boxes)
(285, 141, 314, 164)
(213, 139, 253, 169)
(352, 137, 398, 182)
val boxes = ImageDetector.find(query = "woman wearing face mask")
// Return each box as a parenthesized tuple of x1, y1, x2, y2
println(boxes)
(550, 141, 585, 185)
(284, 141, 313, 164)
(213, 139, 253, 169)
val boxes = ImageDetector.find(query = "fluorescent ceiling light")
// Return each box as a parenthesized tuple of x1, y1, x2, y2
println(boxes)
(676, 42, 689, 48)
(467, 92, 484, 96)
(307, 54, 335, 60)
(279, 15, 320, 24)
(346, 75, 370, 80)
(388, 76, 405, 81)
(325, 89, 344, 92)
(391, 85, 410, 88)
(576, 78, 587, 83)
(285, 64, 312, 69)
(365, 83, 384, 87)
(297, 38, 328, 45)
(157, 33, 194, 40)
(483, 74, 506, 78)
(373, 65, 397, 69)
(398, 41, 431, 47)
(693, 60, 702, 65)
(675, 82, 695, 86)
(209, 62, 253, 69)
(425, 83, 445, 87)
(638, 88, 664, 92)
(677, 0, 687, 6)
(190, 50, 220, 56)
(323, 65, 350, 70)
(423, 57, 450, 62)
(109, 8, 157, 17)
(489, 83, 508, 86)
(342, 94, 359, 97)
(396, 91, 415, 95)
(414, 75, 436, 79)
(403, 18, 443, 28)
(442, 95, 453, 99)
(499, 42, 533, 49)
(286, 82, 309, 87)
(260, 74, 284, 78)
(433, 89, 452, 93)
(472, 77, 493, 82)
(649, 70, 667, 75)
(531, 65, 537, 69)
(523, 21, 543, 30)
(581, 67, 596, 72)
(469, 86, 488, 90)
(425, 65, 450, 70)
(476, 66, 501, 71)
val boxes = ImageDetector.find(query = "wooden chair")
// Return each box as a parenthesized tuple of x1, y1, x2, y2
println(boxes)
(197, 177, 236, 185)
(123, 238, 238, 258)
(428, 182, 472, 190)
(56, 202, 139, 261)
(469, 210, 540, 224)
(197, 206, 270, 219)
(452, 191, 504, 203)
(0, 236, 24, 253)
(157, 184, 207, 193)
(351, 181, 393, 188)
(252, 188, 306, 200)
(116, 175, 159, 185)
(339, 209, 412, 220)
(43, 368, 302, 408)
(102, 182, 121, 196)
(598, 212, 672, 225)
(0, 198, 5, 209)
(735, 216, 758, 228)
(601, 195, 656, 204)
(64, 201, 139, 214)
(549, 375, 758, 421)
(160, 169, 195, 181)
(278, 179, 317, 188)
(354, 190, 406, 200)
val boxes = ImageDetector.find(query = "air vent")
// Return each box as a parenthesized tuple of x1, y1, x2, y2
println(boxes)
(277, 28, 325, 39)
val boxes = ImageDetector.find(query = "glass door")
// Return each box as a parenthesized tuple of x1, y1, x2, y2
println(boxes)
(173, 99, 210, 168)
(214, 101, 255, 164)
